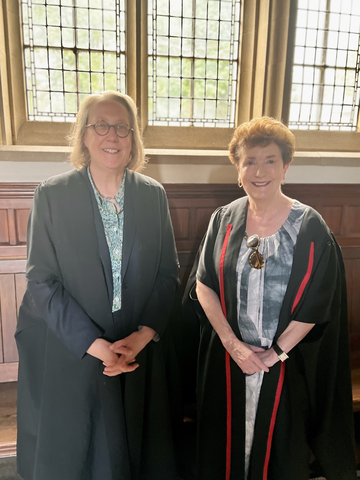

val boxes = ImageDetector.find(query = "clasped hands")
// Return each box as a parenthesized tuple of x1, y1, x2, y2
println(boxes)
(223, 336, 279, 375)
(87, 326, 156, 377)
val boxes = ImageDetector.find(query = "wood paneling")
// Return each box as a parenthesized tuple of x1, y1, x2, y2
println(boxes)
(0, 260, 26, 274)
(0, 211, 9, 244)
(15, 274, 27, 314)
(0, 275, 19, 364)
(0, 185, 34, 382)
(343, 206, 360, 237)
(0, 182, 360, 382)
(0, 364, 18, 384)
(15, 210, 29, 244)
(169, 208, 190, 239)
(316, 206, 343, 235)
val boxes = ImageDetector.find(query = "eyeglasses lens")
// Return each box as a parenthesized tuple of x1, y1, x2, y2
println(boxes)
(94, 122, 109, 135)
(94, 122, 129, 138)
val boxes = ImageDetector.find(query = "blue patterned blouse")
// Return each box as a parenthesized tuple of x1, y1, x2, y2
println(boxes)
(87, 167, 126, 312)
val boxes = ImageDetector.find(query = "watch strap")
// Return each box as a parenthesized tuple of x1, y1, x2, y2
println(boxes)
(273, 342, 289, 362)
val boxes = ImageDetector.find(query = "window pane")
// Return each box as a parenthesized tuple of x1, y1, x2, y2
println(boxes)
(21, 0, 126, 121)
(289, 2, 360, 131)
(148, 0, 241, 127)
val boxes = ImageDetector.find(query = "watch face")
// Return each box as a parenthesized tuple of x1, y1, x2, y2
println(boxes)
(279, 352, 289, 362)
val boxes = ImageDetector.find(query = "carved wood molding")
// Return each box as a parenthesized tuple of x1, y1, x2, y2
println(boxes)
(1, 182, 360, 198)
(0, 183, 38, 199)
(163, 183, 360, 199)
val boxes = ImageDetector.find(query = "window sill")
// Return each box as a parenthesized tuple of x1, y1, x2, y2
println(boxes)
(1, 145, 360, 167)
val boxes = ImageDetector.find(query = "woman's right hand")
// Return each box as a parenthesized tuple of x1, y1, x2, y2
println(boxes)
(87, 338, 132, 368)
(223, 337, 269, 375)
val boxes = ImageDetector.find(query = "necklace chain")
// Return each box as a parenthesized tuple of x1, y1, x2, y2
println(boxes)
(97, 190, 117, 201)
(93, 183, 118, 201)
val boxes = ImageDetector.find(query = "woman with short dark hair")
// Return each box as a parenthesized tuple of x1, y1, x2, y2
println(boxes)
(194, 117, 356, 480)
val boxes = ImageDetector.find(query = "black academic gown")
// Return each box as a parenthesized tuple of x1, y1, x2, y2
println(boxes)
(16, 167, 181, 480)
(192, 197, 356, 480)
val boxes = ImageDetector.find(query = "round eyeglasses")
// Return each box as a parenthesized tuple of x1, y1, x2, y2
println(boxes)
(86, 121, 133, 138)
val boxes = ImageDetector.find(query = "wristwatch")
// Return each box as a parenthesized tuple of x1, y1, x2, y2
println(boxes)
(273, 342, 289, 362)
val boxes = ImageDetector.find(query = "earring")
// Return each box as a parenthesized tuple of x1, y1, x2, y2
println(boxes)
(281, 179, 285, 185)
(238, 181, 243, 188)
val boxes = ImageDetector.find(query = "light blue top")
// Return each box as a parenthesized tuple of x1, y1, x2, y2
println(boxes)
(87, 167, 126, 313)
(236, 200, 307, 477)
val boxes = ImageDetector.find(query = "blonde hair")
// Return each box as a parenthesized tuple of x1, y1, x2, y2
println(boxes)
(68, 91, 146, 171)
(229, 117, 295, 167)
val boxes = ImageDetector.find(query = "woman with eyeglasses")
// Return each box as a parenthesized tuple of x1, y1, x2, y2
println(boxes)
(16, 91, 180, 480)
(190, 117, 356, 480)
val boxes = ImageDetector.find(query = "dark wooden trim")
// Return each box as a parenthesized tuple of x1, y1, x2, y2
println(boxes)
(342, 246, 360, 258)
(1, 182, 360, 198)
(0, 246, 27, 258)
(0, 183, 38, 199)
(0, 443, 16, 459)
(0, 260, 26, 274)
(163, 183, 242, 198)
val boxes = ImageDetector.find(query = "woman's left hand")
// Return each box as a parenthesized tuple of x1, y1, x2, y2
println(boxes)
(103, 327, 156, 376)
(257, 348, 279, 368)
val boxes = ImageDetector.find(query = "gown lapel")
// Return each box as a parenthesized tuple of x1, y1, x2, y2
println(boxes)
(122, 171, 137, 281)
(79, 167, 113, 303)
(221, 196, 248, 339)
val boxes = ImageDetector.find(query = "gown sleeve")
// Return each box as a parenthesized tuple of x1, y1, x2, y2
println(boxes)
(290, 232, 339, 325)
(290, 232, 356, 479)
(25, 184, 103, 359)
(196, 207, 224, 293)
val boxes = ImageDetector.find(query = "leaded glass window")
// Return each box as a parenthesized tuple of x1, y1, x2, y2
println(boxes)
(147, 0, 241, 127)
(21, 0, 126, 122)
(289, 0, 360, 131)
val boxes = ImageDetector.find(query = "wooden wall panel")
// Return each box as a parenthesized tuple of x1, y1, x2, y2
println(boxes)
(0, 211, 9, 244)
(6, 210, 16, 245)
(343, 206, 360, 237)
(316, 206, 343, 235)
(15, 274, 27, 314)
(15, 210, 30, 244)
(344, 256, 360, 335)
(169, 208, 190, 239)
(0, 275, 18, 363)
(193, 208, 217, 239)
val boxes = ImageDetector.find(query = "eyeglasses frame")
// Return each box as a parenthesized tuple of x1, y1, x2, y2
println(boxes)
(85, 121, 134, 138)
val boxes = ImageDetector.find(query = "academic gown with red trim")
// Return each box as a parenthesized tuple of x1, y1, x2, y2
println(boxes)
(195, 196, 356, 480)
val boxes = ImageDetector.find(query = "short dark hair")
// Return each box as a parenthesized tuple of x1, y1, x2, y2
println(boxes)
(229, 117, 295, 167)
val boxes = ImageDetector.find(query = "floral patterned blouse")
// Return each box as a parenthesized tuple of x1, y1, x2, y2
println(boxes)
(87, 167, 126, 312)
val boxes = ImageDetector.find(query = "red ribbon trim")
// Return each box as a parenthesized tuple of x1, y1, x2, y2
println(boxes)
(219, 224, 232, 480)
(262, 362, 286, 480)
(291, 242, 315, 315)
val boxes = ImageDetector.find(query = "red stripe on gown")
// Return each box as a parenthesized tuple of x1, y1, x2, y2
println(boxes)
(219, 224, 232, 480)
